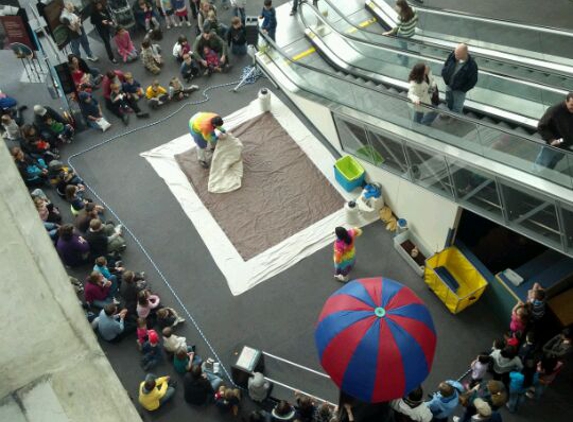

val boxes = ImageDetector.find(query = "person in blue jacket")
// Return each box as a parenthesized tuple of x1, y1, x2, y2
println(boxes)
(259, 0, 277, 42)
(426, 379, 464, 422)
(441, 43, 478, 115)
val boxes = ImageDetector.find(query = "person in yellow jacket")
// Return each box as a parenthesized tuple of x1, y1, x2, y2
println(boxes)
(145, 80, 169, 109)
(139, 373, 176, 411)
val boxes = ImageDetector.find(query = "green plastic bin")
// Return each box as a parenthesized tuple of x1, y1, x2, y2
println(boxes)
(334, 156, 365, 192)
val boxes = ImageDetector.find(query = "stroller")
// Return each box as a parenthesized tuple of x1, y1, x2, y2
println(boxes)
(107, 0, 136, 30)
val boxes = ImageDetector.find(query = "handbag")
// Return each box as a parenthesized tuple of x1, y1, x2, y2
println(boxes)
(431, 85, 440, 106)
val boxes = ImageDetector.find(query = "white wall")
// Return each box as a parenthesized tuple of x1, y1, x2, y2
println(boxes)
(276, 86, 458, 253)
(0, 143, 141, 421)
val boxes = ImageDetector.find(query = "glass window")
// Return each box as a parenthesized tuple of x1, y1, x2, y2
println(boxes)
(365, 126, 409, 177)
(500, 182, 561, 248)
(558, 204, 573, 254)
(334, 115, 379, 166)
(448, 159, 503, 222)
(404, 144, 454, 199)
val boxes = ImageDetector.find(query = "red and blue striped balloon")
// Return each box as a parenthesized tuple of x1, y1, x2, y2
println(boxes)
(315, 277, 436, 403)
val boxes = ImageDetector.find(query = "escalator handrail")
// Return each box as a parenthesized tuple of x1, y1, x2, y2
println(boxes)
(257, 31, 569, 160)
(318, 0, 573, 81)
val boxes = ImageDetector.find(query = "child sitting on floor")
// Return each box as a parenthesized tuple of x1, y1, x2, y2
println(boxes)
(145, 80, 169, 109)
(122, 72, 145, 101)
(157, 307, 186, 329)
(168, 77, 198, 101)
(45, 116, 74, 144)
(114, 26, 138, 63)
(141, 39, 163, 74)
(141, 329, 163, 371)
(203, 46, 221, 74)
(136, 317, 148, 350)
(1, 114, 21, 141)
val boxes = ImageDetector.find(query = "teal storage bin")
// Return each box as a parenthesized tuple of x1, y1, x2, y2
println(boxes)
(334, 156, 365, 192)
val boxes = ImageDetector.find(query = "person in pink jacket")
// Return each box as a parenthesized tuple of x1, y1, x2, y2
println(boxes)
(114, 26, 138, 63)
(84, 271, 118, 308)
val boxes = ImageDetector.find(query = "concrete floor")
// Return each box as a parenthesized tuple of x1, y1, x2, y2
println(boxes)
(4, 1, 573, 421)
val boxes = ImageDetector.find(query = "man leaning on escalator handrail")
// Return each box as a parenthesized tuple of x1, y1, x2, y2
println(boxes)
(534, 93, 573, 170)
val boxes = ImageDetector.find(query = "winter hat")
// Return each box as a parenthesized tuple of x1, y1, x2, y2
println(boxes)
(34, 105, 47, 116)
(474, 398, 492, 417)
(148, 329, 159, 345)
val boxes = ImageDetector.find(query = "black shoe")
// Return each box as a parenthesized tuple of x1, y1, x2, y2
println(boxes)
(18, 105, 28, 112)
(121, 114, 129, 125)
(136, 112, 150, 118)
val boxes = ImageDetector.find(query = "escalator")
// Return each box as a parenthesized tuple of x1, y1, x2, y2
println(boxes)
(365, 0, 573, 75)
(298, 2, 567, 137)
(256, 34, 573, 256)
(319, 0, 573, 91)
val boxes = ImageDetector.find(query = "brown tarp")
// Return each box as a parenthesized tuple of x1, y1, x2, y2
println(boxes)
(175, 112, 344, 261)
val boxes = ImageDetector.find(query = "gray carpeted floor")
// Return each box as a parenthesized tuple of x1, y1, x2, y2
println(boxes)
(4, 1, 573, 421)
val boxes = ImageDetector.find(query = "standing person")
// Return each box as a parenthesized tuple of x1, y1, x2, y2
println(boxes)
(139, 373, 176, 411)
(490, 346, 523, 388)
(527, 357, 564, 400)
(383, 0, 418, 65)
(158, 0, 178, 29)
(408, 62, 438, 126)
(259, 0, 277, 42)
(60, 2, 98, 61)
(534, 93, 573, 170)
(290, 0, 318, 16)
(440, 43, 478, 115)
(188, 112, 226, 168)
(333, 226, 362, 282)
(90, 0, 117, 63)
(231, 0, 246, 25)
(197, 1, 216, 34)
(542, 328, 572, 359)
(227, 16, 247, 56)
(426, 380, 463, 422)
(173, 0, 192, 27)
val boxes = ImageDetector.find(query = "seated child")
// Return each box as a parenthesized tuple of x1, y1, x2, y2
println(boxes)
(203, 46, 221, 74)
(180, 53, 200, 82)
(162, 327, 189, 354)
(168, 77, 199, 101)
(1, 114, 21, 141)
(172, 35, 191, 62)
(157, 307, 185, 329)
(141, 39, 163, 74)
(44, 116, 74, 144)
(114, 26, 138, 63)
(215, 385, 241, 416)
(141, 329, 163, 371)
(122, 72, 145, 101)
(136, 317, 148, 350)
(145, 80, 169, 109)
(139, 0, 160, 31)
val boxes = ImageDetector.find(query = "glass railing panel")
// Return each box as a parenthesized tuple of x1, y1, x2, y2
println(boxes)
(303, 5, 558, 119)
(448, 158, 503, 223)
(559, 204, 573, 254)
(333, 115, 379, 166)
(365, 125, 410, 178)
(374, 0, 573, 62)
(404, 143, 454, 199)
(261, 39, 573, 188)
(500, 181, 562, 248)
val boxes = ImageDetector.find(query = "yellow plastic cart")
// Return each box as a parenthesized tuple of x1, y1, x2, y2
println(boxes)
(424, 247, 488, 314)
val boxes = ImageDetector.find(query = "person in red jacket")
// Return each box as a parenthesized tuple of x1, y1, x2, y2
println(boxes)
(84, 271, 118, 308)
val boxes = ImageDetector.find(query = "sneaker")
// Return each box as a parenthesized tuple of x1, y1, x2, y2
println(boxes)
(186, 21, 191, 27)
(112, 297, 121, 305)
(176, 317, 186, 325)
(334, 274, 348, 282)
(166, 25, 171, 29)
(157, 100, 164, 106)
(111, 58, 118, 64)
(86, 55, 99, 62)
(526, 391, 535, 399)
(186, 84, 199, 92)
(453, 417, 460, 422)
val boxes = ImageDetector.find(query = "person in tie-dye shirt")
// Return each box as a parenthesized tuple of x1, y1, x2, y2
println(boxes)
(333, 226, 362, 282)
(188, 112, 226, 168)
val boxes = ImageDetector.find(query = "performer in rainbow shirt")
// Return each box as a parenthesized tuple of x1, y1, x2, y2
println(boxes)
(188, 112, 226, 168)
(333, 226, 363, 282)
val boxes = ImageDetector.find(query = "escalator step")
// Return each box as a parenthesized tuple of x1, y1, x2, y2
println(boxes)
(496, 121, 512, 129)
(481, 117, 496, 124)
(387, 87, 399, 94)
(513, 127, 530, 135)
(465, 112, 478, 119)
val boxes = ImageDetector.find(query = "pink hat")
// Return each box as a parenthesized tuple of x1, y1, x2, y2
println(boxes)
(148, 330, 159, 345)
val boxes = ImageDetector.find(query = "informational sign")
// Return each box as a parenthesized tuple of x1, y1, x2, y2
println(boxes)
(0, 13, 34, 50)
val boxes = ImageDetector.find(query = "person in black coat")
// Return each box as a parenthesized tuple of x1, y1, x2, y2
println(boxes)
(90, 0, 117, 63)
(441, 43, 478, 114)
(184, 365, 216, 405)
(534, 92, 573, 170)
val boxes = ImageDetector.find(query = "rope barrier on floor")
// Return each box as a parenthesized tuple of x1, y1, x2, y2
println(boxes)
(67, 80, 246, 385)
